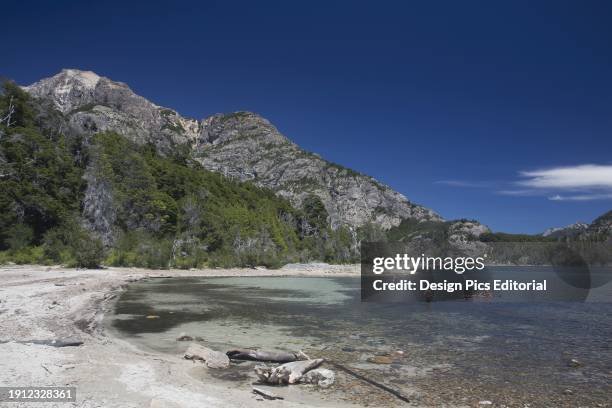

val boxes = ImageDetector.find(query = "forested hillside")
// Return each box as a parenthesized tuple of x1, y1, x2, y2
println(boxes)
(0, 82, 359, 268)
(1, 78, 608, 269)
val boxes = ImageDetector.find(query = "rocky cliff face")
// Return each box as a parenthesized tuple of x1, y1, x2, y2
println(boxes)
(587, 210, 612, 236)
(447, 220, 491, 243)
(25, 69, 441, 229)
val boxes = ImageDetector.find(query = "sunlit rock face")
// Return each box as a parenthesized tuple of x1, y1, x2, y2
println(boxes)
(25, 69, 441, 230)
(194, 111, 440, 229)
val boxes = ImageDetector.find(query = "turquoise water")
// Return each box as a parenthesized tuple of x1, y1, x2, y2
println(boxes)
(108, 268, 612, 406)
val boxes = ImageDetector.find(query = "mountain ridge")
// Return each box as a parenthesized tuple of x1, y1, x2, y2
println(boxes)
(24, 69, 441, 229)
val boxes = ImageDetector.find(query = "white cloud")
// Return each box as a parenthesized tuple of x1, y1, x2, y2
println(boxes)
(518, 164, 612, 190)
(548, 193, 612, 201)
(497, 189, 540, 196)
(436, 164, 612, 201)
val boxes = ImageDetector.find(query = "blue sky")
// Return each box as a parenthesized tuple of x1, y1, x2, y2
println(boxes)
(3, 0, 611, 233)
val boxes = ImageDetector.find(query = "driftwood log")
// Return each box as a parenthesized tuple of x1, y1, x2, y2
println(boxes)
(227, 348, 309, 363)
(184, 343, 230, 369)
(252, 387, 284, 400)
(254, 358, 324, 385)
(327, 360, 410, 403)
(0, 339, 85, 347)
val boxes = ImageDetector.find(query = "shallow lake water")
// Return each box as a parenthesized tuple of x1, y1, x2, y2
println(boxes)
(107, 268, 612, 407)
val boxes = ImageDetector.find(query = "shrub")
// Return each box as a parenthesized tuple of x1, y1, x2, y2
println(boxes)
(104, 248, 137, 267)
(1, 246, 46, 264)
(134, 238, 173, 269)
(42, 225, 75, 263)
(71, 231, 105, 268)
(5, 224, 34, 251)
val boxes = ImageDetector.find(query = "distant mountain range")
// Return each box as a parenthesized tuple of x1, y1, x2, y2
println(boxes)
(542, 222, 589, 239)
(541, 211, 612, 240)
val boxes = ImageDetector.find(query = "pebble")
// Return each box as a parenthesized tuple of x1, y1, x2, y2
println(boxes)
(479, 401, 492, 405)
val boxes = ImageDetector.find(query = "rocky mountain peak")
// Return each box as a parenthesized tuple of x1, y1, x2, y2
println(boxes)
(59, 68, 101, 89)
(25, 70, 201, 152)
(23, 69, 103, 114)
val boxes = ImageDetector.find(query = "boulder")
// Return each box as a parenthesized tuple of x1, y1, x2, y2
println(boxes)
(300, 368, 335, 387)
(254, 359, 324, 385)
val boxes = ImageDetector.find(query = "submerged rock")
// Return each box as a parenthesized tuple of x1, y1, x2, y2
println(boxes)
(176, 332, 193, 341)
(300, 368, 335, 388)
(184, 343, 230, 369)
(367, 355, 394, 364)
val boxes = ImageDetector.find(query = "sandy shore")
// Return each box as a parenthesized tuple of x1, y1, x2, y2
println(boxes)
(0, 264, 361, 408)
